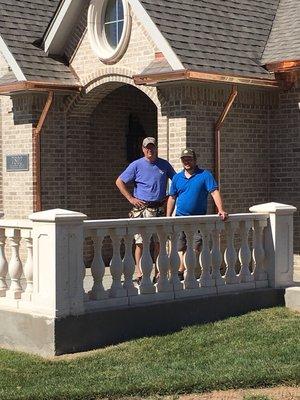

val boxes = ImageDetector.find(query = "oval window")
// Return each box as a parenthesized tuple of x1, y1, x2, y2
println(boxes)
(88, 0, 131, 63)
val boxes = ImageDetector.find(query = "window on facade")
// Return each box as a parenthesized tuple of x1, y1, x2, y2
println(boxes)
(104, 0, 124, 49)
(88, 0, 131, 63)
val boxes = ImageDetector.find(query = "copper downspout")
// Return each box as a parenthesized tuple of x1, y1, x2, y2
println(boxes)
(214, 85, 238, 190)
(32, 91, 54, 212)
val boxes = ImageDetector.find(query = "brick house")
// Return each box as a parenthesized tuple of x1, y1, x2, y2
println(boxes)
(0, 0, 299, 266)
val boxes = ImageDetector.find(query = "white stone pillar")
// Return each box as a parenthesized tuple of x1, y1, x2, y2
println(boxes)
(29, 209, 87, 317)
(250, 203, 297, 288)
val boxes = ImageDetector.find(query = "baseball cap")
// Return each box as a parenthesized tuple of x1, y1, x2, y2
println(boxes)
(142, 137, 156, 147)
(180, 148, 196, 158)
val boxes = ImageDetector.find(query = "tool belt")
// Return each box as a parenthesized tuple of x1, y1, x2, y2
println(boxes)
(129, 198, 167, 218)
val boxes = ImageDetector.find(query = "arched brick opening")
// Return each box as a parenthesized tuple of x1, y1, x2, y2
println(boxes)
(64, 71, 167, 219)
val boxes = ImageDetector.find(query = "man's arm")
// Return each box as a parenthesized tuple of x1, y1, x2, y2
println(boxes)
(115, 177, 146, 208)
(211, 190, 228, 221)
(166, 195, 176, 217)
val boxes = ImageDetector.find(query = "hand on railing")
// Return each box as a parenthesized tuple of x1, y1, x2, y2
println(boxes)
(218, 211, 228, 221)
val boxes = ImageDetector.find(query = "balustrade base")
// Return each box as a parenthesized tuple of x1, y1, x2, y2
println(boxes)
(255, 280, 269, 288)
(5, 290, 22, 300)
(217, 282, 256, 293)
(129, 291, 174, 305)
(21, 292, 33, 302)
(175, 286, 217, 298)
(0, 288, 285, 357)
(86, 297, 129, 310)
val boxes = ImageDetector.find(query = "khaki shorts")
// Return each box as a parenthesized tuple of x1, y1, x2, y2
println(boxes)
(129, 206, 164, 244)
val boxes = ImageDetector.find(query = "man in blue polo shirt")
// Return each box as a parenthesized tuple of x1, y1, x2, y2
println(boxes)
(166, 148, 227, 279)
(116, 137, 175, 282)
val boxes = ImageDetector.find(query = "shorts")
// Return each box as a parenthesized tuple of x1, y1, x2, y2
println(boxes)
(177, 230, 202, 252)
(129, 206, 165, 244)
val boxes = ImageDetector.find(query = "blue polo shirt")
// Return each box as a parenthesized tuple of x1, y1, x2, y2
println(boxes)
(170, 168, 218, 216)
(119, 157, 175, 202)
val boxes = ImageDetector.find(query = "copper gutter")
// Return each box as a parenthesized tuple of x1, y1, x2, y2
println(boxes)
(265, 60, 300, 73)
(32, 91, 54, 212)
(214, 85, 238, 191)
(0, 80, 81, 95)
(134, 69, 278, 88)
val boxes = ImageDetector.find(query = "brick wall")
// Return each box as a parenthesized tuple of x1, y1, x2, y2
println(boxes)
(269, 82, 300, 254)
(0, 93, 35, 218)
(160, 83, 277, 214)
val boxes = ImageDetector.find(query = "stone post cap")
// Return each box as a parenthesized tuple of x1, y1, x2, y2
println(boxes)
(29, 208, 87, 222)
(249, 202, 297, 215)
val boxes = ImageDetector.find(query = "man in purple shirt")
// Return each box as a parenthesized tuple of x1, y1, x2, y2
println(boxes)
(116, 137, 175, 282)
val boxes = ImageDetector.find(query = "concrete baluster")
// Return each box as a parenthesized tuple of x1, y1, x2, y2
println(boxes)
(122, 228, 138, 296)
(252, 219, 267, 281)
(109, 228, 127, 298)
(184, 226, 199, 289)
(90, 231, 108, 300)
(139, 227, 156, 294)
(156, 225, 172, 292)
(250, 202, 296, 288)
(224, 222, 239, 284)
(238, 220, 254, 283)
(21, 229, 33, 301)
(0, 228, 8, 297)
(6, 228, 23, 299)
(199, 224, 214, 287)
(211, 221, 224, 286)
(168, 226, 182, 291)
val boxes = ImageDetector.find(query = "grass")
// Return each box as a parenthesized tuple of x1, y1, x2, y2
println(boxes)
(0, 307, 299, 400)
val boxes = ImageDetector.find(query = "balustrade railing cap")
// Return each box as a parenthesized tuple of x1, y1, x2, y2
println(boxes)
(250, 202, 297, 215)
(29, 208, 87, 222)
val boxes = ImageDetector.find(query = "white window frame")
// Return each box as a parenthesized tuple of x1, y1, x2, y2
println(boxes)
(88, 0, 131, 64)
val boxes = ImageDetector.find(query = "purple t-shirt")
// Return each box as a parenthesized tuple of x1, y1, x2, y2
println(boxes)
(119, 157, 175, 202)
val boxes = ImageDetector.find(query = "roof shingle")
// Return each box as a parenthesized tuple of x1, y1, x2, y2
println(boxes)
(0, 0, 78, 84)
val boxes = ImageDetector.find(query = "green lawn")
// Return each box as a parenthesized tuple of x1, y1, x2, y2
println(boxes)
(0, 307, 299, 400)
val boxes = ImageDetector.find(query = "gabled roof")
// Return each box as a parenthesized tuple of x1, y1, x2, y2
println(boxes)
(0, 0, 299, 90)
(261, 0, 300, 64)
(0, 0, 78, 85)
(139, 0, 280, 79)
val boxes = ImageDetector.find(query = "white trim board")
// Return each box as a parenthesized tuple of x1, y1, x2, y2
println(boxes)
(0, 36, 26, 81)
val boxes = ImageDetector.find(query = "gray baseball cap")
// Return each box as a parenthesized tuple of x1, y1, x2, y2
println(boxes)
(142, 137, 156, 147)
(180, 148, 196, 158)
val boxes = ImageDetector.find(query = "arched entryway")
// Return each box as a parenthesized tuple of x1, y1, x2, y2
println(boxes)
(89, 84, 158, 219)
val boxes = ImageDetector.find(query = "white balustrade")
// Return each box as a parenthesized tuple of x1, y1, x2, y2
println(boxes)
(21, 229, 33, 301)
(122, 228, 138, 296)
(199, 223, 214, 287)
(211, 221, 224, 286)
(109, 227, 127, 298)
(224, 221, 239, 284)
(156, 225, 172, 292)
(0, 228, 8, 297)
(183, 225, 199, 289)
(238, 220, 253, 283)
(90, 231, 108, 300)
(252, 219, 268, 281)
(0, 205, 293, 316)
(6, 228, 23, 299)
(168, 226, 182, 291)
(139, 227, 156, 294)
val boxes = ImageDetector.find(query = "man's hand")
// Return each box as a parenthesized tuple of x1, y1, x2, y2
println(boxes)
(129, 196, 146, 208)
(218, 210, 228, 221)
